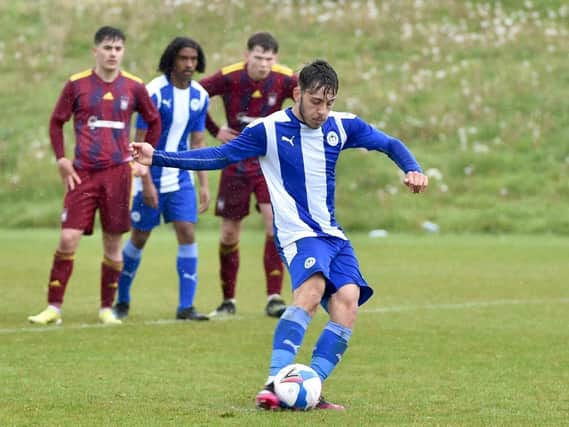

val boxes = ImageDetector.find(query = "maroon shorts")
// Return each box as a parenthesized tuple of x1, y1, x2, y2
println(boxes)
(61, 162, 132, 235)
(215, 169, 271, 220)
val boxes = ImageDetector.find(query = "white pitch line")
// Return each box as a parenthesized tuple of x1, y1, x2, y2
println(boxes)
(2, 298, 568, 335)
(363, 297, 569, 314)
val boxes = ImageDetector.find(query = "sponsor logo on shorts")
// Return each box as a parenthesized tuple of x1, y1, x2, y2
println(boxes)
(217, 198, 225, 211)
(304, 257, 316, 269)
(131, 211, 141, 223)
(61, 208, 67, 223)
(326, 131, 339, 147)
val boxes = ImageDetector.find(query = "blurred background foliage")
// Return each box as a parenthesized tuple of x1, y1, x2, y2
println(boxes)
(0, 0, 568, 233)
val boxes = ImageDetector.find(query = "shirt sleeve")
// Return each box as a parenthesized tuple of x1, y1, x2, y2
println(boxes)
(152, 120, 267, 170)
(192, 95, 209, 133)
(49, 81, 74, 159)
(288, 74, 299, 99)
(136, 92, 158, 131)
(342, 115, 422, 173)
(136, 84, 161, 147)
(199, 71, 224, 137)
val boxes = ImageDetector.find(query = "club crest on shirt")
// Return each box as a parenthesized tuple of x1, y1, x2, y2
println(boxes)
(190, 99, 200, 111)
(120, 96, 129, 111)
(267, 93, 277, 107)
(326, 131, 339, 147)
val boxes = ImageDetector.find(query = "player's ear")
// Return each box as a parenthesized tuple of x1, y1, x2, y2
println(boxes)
(293, 86, 301, 102)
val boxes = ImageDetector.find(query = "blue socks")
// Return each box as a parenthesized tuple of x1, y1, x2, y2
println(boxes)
(267, 308, 353, 384)
(117, 239, 142, 304)
(117, 241, 199, 312)
(177, 243, 198, 311)
(310, 321, 352, 381)
(269, 306, 312, 377)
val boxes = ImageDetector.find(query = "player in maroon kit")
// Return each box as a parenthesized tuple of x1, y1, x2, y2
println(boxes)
(200, 32, 297, 318)
(28, 26, 161, 326)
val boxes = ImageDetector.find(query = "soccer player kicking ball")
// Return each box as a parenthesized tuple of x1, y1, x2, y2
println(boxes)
(28, 26, 160, 326)
(130, 60, 428, 409)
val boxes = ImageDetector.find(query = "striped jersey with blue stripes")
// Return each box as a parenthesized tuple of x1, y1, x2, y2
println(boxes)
(135, 74, 209, 194)
(152, 107, 422, 248)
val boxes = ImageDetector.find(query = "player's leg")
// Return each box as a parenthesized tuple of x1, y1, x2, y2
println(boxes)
(209, 218, 242, 316)
(172, 221, 208, 321)
(29, 170, 95, 325)
(28, 228, 84, 325)
(115, 188, 161, 318)
(310, 240, 372, 410)
(114, 228, 151, 318)
(258, 201, 285, 318)
(165, 187, 208, 320)
(98, 232, 124, 325)
(305, 284, 358, 411)
(211, 172, 249, 317)
(256, 274, 324, 410)
(256, 237, 331, 409)
(310, 284, 358, 383)
(98, 163, 132, 325)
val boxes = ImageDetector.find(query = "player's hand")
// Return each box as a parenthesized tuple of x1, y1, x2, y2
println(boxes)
(130, 142, 154, 166)
(216, 126, 239, 143)
(141, 179, 158, 209)
(57, 157, 82, 191)
(404, 171, 429, 193)
(198, 186, 210, 214)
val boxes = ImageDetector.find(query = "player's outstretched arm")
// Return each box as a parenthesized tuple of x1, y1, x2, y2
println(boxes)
(130, 142, 155, 166)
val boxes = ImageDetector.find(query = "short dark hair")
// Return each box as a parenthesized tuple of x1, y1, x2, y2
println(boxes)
(298, 59, 339, 97)
(247, 32, 279, 53)
(94, 26, 125, 44)
(158, 37, 206, 76)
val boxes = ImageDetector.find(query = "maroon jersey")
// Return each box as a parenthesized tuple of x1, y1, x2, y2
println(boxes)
(200, 62, 297, 177)
(49, 69, 160, 171)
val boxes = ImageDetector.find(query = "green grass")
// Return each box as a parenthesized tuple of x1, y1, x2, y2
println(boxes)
(1, 0, 568, 233)
(2, 229, 568, 426)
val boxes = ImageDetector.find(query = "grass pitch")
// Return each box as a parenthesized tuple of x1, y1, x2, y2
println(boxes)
(1, 229, 568, 426)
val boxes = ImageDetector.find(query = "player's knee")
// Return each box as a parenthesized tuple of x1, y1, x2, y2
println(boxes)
(58, 229, 83, 252)
(293, 279, 326, 316)
(328, 285, 360, 326)
(130, 230, 150, 249)
(221, 226, 240, 244)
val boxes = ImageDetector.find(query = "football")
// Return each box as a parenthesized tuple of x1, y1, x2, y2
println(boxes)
(273, 363, 322, 410)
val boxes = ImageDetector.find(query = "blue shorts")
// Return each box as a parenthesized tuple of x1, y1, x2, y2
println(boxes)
(130, 186, 197, 231)
(279, 236, 374, 308)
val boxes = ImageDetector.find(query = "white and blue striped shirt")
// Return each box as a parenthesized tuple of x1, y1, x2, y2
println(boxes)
(136, 74, 209, 193)
(153, 107, 422, 247)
